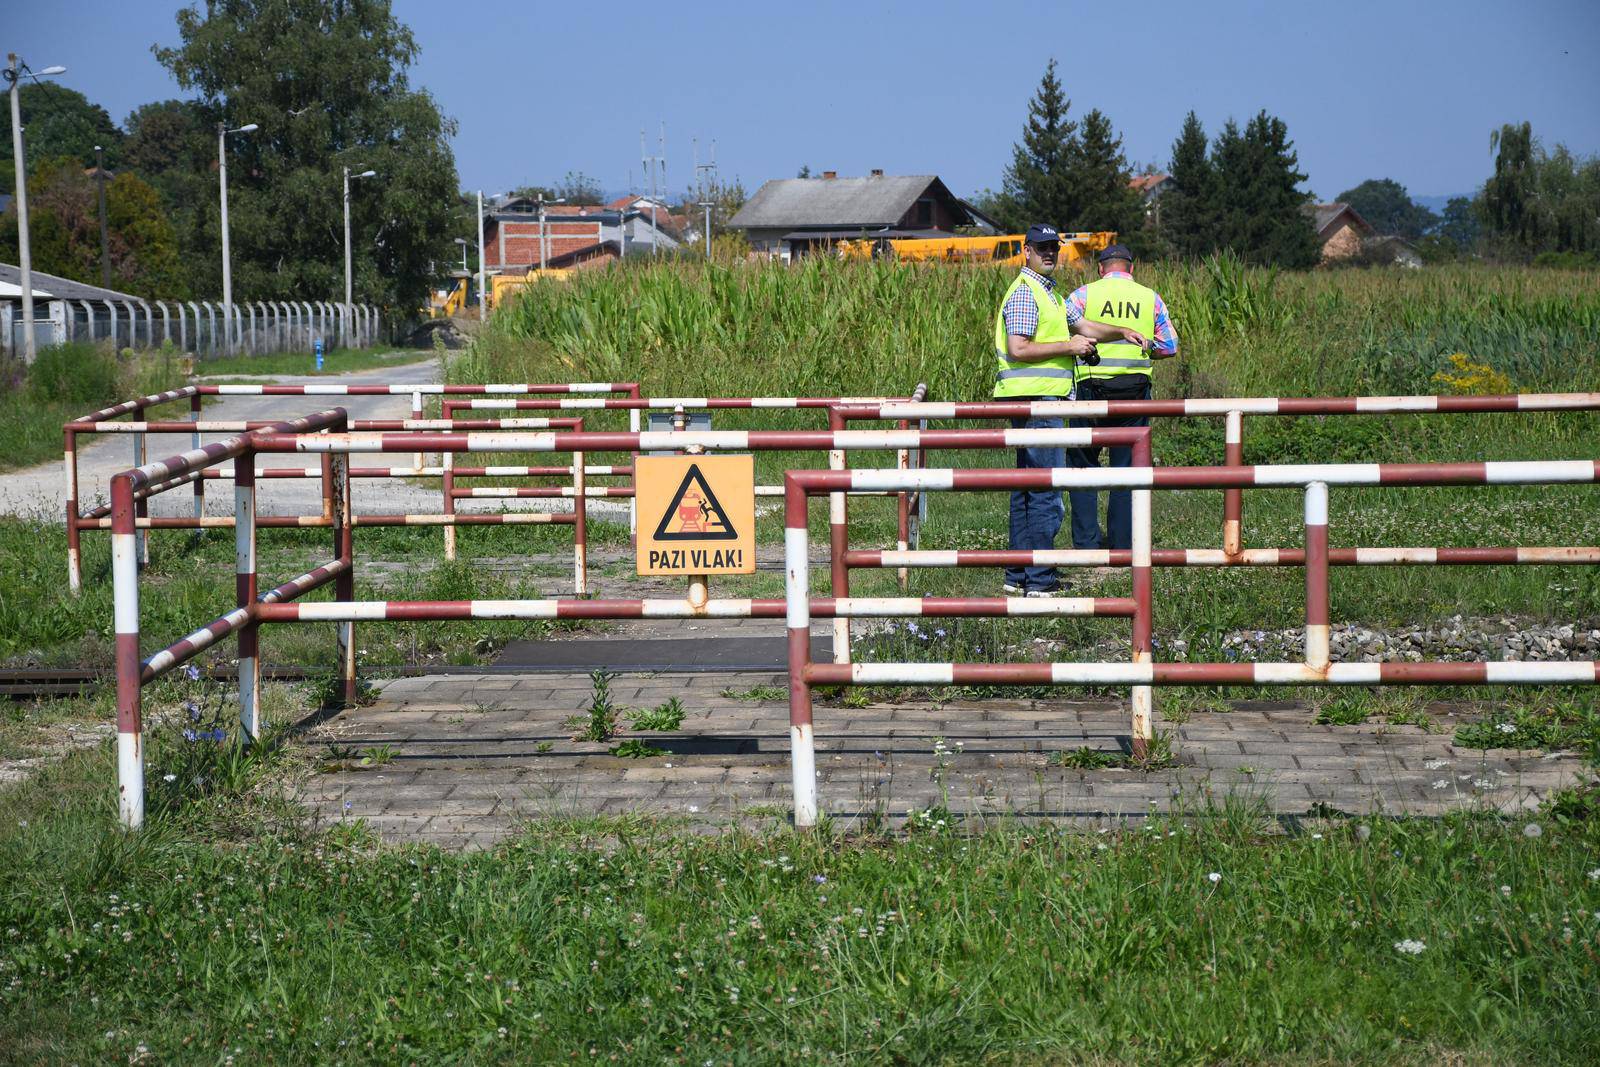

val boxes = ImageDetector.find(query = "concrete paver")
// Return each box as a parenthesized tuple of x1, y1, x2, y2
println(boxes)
(298, 668, 1592, 847)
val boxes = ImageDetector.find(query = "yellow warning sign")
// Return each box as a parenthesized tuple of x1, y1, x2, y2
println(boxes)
(635, 455, 756, 576)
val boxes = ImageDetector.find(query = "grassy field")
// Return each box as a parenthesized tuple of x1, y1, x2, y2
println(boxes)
(3, 259, 1599, 1063)
(1, 740, 1597, 1064)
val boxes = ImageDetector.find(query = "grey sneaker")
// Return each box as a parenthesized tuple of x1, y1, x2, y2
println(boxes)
(1024, 585, 1067, 599)
(1002, 583, 1025, 596)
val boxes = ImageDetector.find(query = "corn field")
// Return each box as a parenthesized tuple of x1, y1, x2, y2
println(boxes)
(452, 256, 1600, 404)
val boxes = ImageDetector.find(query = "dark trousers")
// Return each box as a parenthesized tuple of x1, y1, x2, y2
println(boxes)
(1067, 376, 1151, 551)
(1005, 397, 1064, 591)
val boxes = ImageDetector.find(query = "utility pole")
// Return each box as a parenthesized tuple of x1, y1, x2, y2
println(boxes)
(476, 190, 486, 321)
(695, 139, 718, 261)
(536, 193, 565, 270)
(640, 124, 666, 255)
(95, 145, 111, 288)
(6, 53, 68, 364)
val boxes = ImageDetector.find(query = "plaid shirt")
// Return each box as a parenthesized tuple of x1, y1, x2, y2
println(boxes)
(1001, 266, 1083, 339)
(1068, 270, 1179, 355)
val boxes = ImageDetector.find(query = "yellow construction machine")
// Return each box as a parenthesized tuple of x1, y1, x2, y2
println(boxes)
(841, 231, 1115, 268)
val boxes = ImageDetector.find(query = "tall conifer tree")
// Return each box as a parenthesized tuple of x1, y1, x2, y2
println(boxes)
(1065, 109, 1141, 240)
(1162, 111, 1215, 258)
(1001, 60, 1078, 230)
(1211, 111, 1319, 267)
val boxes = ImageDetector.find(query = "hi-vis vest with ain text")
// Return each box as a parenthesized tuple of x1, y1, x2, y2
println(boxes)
(1076, 275, 1155, 380)
(993, 272, 1075, 398)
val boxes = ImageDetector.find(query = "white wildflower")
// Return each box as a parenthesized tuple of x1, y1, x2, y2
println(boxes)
(1393, 939, 1427, 955)
(1207, 872, 1222, 884)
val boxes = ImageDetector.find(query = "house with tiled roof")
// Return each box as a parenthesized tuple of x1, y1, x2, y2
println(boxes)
(729, 171, 998, 258)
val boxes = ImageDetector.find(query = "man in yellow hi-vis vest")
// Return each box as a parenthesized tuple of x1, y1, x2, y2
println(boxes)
(1066, 243, 1180, 552)
(994, 225, 1149, 596)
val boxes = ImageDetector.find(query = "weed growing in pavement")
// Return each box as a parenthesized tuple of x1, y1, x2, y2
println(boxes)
(1455, 699, 1600, 755)
(359, 745, 397, 767)
(1315, 693, 1373, 726)
(1050, 732, 1178, 771)
(720, 684, 787, 701)
(628, 697, 686, 732)
(609, 738, 667, 759)
(570, 668, 621, 743)
(1050, 746, 1125, 769)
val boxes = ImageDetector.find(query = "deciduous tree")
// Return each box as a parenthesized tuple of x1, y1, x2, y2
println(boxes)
(1334, 178, 1437, 240)
(154, 0, 459, 318)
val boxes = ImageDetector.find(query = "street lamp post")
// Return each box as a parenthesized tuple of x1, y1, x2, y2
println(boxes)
(343, 166, 377, 348)
(5, 54, 68, 364)
(476, 190, 486, 321)
(217, 121, 258, 356)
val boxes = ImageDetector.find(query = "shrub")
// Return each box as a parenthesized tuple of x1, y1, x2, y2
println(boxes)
(26, 342, 119, 405)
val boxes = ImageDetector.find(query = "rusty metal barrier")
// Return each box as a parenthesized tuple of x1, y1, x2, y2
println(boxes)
(439, 386, 930, 562)
(108, 419, 1118, 828)
(64, 382, 643, 594)
(825, 393, 1600, 663)
(781, 457, 1600, 828)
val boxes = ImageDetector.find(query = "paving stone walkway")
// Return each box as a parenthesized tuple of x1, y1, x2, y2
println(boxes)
(297, 669, 1588, 850)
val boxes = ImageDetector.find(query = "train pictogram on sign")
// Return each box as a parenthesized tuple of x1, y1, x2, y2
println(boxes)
(652, 465, 738, 541)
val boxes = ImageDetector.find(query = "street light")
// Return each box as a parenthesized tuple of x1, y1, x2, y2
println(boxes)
(217, 121, 257, 355)
(5, 54, 68, 363)
(453, 237, 470, 273)
(343, 166, 377, 348)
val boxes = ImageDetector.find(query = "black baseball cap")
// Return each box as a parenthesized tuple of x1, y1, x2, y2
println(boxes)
(1025, 224, 1060, 245)
(1097, 243, 1134, 263)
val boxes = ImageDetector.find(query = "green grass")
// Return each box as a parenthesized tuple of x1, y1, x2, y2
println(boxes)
(0, 343, 188, 473)
(194, 346, 428, 379)
(1, 737, 1598, 1064)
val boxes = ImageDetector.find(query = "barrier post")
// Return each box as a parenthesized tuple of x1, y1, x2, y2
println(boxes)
(411, 390, 424, 470)
(331, 449, 356, 704)
(1305, 481, 1330, 672)
(133, 431, 149, 567)
(442, 447, 457, 561)
(784, 474, 818, 829)
(828, 409, 850, 664)
(111, 472, 144, 829)
(573, 444, 588, 595)
(1223, 410, 1243, 556)
(65, 427, 82, 594)
(235, 443, 261, 740)
(896, 420, 910, 591)
(190, 393, 204, 520)
(1130, 483, 1154, 757)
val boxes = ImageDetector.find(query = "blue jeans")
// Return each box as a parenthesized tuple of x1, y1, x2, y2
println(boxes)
(1006, 399, 1065, 591)
(1068, 377, 1152, 551)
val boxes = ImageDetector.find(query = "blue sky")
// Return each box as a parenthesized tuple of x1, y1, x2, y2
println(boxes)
(11, 0, 1600, 203)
